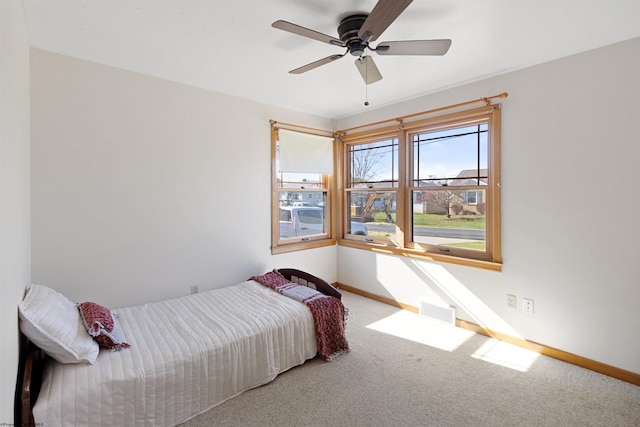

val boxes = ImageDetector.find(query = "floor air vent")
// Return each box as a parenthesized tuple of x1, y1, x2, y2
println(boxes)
(419, 301, 456, 325)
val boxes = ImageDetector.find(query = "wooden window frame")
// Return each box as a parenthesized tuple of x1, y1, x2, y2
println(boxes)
(271, 124, 336, 254)
(337, 105, 502, 271)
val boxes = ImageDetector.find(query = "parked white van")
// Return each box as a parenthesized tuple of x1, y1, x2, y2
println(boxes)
(279, 207, 368, 238)
(279, 206, 324, 238)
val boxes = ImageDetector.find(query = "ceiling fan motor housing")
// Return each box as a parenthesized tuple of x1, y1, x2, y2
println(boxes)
(338, 14, 368, 56)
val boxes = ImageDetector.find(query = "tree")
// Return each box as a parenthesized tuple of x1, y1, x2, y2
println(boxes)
(351, 146, 382, 184)
(425, 180, 463, 218)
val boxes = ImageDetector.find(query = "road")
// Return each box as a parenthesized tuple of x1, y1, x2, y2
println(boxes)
(364, 223, 485, 240)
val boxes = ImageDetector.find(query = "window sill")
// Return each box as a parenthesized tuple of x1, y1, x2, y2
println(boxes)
(271, 238, 336, 255)
(337, 238, 502, 272)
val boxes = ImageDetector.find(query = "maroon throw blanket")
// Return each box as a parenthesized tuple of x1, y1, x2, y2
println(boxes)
(249, 271, 349, 361)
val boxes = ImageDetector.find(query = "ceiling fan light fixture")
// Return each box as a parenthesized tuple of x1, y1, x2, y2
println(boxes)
(350, 46, 366, 57)
(355, 55, 382, 85)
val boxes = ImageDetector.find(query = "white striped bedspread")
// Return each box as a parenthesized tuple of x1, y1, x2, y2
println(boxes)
(33, 280, 318, 427)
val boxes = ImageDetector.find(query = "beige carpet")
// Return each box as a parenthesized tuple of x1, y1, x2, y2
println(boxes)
(181, 291, 640, 426)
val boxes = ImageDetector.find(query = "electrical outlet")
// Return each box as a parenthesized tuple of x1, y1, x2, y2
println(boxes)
(191, 285, 199, 294)
(523, 298, 534, 314)
(507, 294, 517, 309)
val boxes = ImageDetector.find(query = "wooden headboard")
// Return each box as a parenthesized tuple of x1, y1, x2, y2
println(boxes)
(276, 268, 342, 300)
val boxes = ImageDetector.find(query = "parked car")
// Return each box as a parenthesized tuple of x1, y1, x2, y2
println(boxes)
(279, 206, 324, 238)
(350, 221, 368, 236)
(279, 207, 368, 238)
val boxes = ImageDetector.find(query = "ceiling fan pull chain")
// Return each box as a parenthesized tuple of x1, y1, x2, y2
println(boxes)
(364, 82, 369, 107)
(364, 55, 370, 106)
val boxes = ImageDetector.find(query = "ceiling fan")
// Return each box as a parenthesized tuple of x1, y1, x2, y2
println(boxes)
(272, 0, 451, 85)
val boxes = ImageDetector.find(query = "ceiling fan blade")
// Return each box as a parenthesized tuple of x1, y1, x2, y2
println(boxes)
(289, 54, 345, 74)
(272, 20, 345, 47)
(375, 39, 452, 56)
(354, 56, 383, 85)
(358, 0, 413, 42)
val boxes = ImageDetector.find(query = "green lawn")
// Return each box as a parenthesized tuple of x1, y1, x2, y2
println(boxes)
(373, 212, 485, 230)
(444, 241, 486, 251)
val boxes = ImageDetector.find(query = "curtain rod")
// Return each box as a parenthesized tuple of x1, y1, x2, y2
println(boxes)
(338, 92, 508, 135)
(269, 120, 335, 137)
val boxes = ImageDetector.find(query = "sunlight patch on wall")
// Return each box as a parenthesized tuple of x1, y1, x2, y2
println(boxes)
(472, 338, 540, 372)
(367, 310, 475, 352)
(373, 254, 444, 304)
(412, 261, 524, 338)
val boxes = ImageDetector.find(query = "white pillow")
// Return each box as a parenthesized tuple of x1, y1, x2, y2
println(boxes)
(18, 284, 99, 364)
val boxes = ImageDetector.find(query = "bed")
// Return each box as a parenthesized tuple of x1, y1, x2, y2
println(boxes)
(16, 268, 348, 427)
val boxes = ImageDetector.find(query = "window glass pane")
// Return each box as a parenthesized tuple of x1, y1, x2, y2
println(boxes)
(349, 138, 398, 188)
(411, 188, 486, 252)
(346, 190, 396, 241)
(277, 172, 323, 190)
(279, 191, 327, 239)
(413, 124, 488, 186)
(278, 190, 326, 207)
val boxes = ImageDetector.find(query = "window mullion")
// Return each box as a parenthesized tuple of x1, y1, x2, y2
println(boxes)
(397, 129, 409, 248)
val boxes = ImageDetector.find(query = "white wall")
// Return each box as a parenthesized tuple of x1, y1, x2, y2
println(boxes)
(27, 31, 640, 377)
(0, 0, 31, 421)
(30, 49, 336, 309)
(336, 37, 640, 373)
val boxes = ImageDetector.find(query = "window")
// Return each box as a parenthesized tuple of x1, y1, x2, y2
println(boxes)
(271, 124, 335, 254)
(465, 190, 482, 205)
(339, 105, 501, 269)
(345, 136, 398, 243)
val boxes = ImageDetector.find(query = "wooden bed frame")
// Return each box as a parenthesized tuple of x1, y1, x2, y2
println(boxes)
(15, 268, 340, 427)
(277, 268, 341, 300)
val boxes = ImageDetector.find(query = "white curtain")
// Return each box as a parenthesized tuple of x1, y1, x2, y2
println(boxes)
(278, 129, 334, 174)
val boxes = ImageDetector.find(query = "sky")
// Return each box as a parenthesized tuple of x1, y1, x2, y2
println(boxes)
(350, 123, 488, 184)
(276, 122, 489, 185)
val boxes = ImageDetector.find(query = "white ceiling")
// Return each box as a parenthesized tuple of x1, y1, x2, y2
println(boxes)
(23, 0, 640, 119)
